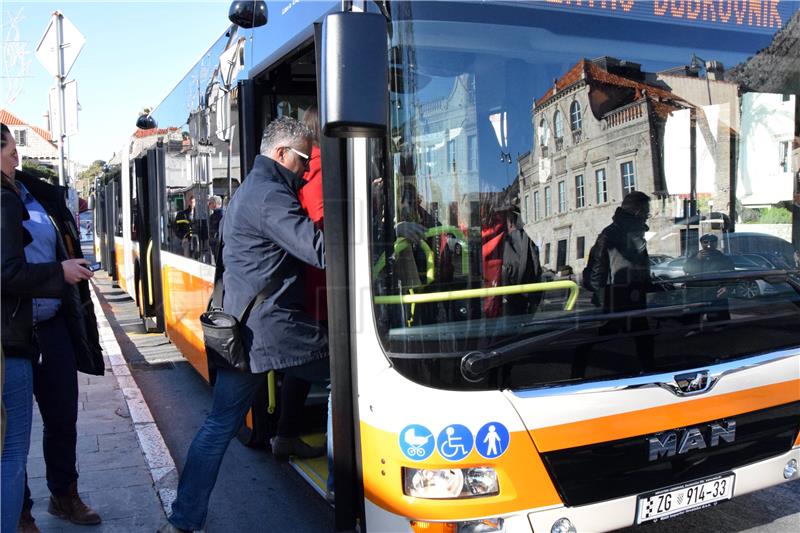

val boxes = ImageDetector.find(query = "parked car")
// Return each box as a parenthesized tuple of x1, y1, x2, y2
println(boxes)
(648, 254, 673, 266)
(721, 232, 795, 267)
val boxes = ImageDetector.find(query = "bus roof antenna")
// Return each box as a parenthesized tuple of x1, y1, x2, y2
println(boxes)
(228, 1, 267, 29)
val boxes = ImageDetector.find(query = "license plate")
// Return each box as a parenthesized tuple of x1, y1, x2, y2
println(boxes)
(635, 473, 735, 524)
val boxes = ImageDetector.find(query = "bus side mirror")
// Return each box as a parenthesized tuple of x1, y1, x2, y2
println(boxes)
(321, 12, 388, 138)
(228, 1, 267, 29)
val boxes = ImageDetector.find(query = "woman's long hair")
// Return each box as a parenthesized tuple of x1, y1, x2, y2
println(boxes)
(1, 122, 19, 193)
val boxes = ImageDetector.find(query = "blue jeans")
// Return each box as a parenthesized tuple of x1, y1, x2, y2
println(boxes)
(168, 367, 264, 530)
(1, 357, 33, 533)
(169, 358, 330, 530)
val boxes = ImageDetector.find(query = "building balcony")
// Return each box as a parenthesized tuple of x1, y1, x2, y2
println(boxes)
(602, 100, 646, 130)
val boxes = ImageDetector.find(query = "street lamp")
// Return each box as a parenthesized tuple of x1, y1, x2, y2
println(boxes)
(690, 52, 713, 105)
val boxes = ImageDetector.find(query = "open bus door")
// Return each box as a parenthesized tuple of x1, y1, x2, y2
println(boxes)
(104, 180, 118, 282)
(132, 146, 166, 332)
(95, 186, 107, 271)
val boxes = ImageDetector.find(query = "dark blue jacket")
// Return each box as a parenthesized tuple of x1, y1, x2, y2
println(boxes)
(222, 155, 327, 373)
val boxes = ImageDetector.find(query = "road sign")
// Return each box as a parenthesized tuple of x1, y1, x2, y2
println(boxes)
(48, 80, 78, 137)
(35, 13, 85, 78)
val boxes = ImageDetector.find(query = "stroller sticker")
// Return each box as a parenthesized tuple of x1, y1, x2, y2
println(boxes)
(399, 424, 435, 461)
(436, 424, 474, 462)
(476, 422, 510, 459)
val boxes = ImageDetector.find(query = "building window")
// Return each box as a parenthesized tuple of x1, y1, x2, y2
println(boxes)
(539, 119, 549, 147)
(779, 141, 789, 172)
(596, 168, 608, 204)
(534, 190, 541, 221)
(575, 174, 585, 208)
(558, 180, 566, 213)
(570, 100, 582, 131)
(554, 111, 564, 140)
(621, 161, 635, 194)
(576, 236, 585, 260)
(525, 193, 530, 223)
(14, 129, 27, 147)
(544, 186, 552, 217)
(545, 243, 551, 265)
(468, 135, 477, 172)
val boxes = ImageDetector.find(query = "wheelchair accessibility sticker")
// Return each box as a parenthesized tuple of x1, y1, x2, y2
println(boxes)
(399, 424, 435, 461)
(436, 424, 474, 462)
(476, 422, 510, 459)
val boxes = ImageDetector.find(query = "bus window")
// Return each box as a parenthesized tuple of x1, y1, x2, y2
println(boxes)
(369, 1, 800, 391)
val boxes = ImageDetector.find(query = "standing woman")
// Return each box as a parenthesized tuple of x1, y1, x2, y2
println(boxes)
(1, 124, 93, 531)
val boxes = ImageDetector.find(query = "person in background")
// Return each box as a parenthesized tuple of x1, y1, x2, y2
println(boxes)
(175, 195, 197, 258)
(2, 123, 101, 533)
(159, 117, 327, 533)
(297, 106, 334, 501)
(576, 191, 654, 377)
(207, 195, 223, 262)
(683, 233, 734, 322)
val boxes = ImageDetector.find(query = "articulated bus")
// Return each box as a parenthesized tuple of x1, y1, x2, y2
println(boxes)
(94, 1, 800, 531)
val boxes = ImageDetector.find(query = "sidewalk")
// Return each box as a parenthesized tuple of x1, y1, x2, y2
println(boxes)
(25, 278, 176, 532)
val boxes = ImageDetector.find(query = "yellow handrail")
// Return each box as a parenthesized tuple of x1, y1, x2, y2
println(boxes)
(374, 280, 579, 311)
(267, 370, 276, 414)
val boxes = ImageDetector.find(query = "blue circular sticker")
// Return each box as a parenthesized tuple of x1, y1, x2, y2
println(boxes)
(399, 424, 435, 461)
(436, 424, 474, 462)
(475, 422, 510, 459)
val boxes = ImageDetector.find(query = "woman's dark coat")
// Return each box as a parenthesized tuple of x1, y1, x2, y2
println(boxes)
(1, 182, 64, 359)
(10, 172, 104, 375)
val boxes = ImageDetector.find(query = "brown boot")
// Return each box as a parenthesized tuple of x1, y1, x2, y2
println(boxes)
(47, 481, 102, 525)
(17, 507, 41, 533)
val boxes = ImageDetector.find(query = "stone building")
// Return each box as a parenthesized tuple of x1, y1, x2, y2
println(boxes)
(0, 108, 59, 167)
(518, 56, 748, 273)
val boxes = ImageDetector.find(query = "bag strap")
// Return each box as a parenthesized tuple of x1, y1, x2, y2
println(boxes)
(209, 220, 226, 311)
(237, 277, 281, 323)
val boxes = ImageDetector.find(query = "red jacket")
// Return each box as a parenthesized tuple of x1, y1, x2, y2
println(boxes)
(298, 146, 328, 321)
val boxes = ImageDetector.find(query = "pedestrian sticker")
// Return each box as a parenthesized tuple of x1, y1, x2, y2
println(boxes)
(399, 424, 435, 461)
(436, 424, 474, 462)
(476, 422, 510, 459)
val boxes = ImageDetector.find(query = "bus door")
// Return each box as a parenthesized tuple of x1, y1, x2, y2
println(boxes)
(95, 186, 106, 270)
(133, 147, 166, 332)
(104, 180, 118, 282)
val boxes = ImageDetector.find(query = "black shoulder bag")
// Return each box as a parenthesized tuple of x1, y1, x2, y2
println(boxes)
(199, 226, 277, 372)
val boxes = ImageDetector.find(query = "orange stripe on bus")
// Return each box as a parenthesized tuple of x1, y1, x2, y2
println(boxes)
(532, 380, 800, 452)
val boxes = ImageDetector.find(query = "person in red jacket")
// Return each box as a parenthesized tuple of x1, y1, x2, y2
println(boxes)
(298, 106, 326, 321)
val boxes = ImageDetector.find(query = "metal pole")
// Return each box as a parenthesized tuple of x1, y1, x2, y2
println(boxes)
(55, 11, 67, 186)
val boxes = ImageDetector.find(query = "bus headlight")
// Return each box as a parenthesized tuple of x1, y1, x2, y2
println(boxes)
(403, 467, 499, 499)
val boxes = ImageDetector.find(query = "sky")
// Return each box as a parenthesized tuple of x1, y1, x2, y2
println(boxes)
(1, 0, 231, 166)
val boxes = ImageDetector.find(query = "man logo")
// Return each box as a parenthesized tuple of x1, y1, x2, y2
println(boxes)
(648, 421, 736, 461)
(674, 370, 711, 395)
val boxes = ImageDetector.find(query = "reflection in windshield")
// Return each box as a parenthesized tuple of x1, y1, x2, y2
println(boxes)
(369, 1, 800, 390)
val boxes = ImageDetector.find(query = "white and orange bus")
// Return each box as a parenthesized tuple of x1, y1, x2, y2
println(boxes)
(94, 1, 799, 531)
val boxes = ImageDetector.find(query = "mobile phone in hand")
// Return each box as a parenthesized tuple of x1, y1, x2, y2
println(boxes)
(87, 262, 102, 272)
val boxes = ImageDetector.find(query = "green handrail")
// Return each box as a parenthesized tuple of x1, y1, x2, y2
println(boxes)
(422, 225, 469, 275)
(372, 237, 435, 285)
(372, 225, 470, 281)
(374, 280, 579, 311)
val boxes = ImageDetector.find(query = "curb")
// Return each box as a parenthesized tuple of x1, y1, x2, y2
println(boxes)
(89, 280, 178, 515)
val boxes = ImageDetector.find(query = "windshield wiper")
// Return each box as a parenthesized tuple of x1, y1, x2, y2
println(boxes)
(459, 302, 709, 381)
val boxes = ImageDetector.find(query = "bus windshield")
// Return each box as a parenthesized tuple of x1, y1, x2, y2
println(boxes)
(368, 1, 800, 391)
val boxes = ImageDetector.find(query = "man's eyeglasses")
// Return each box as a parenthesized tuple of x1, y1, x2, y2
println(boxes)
(286, 146, 310, 169)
